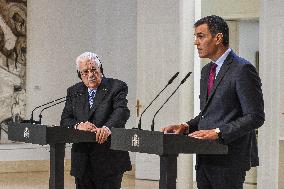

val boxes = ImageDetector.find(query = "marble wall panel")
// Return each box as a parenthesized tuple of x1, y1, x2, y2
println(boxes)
(0, 0, 26, 143)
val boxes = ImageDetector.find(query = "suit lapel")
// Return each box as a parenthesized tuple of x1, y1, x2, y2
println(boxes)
(201, 51, 234, 113)
(200, 63, 211, 108)
(88, 77, 109, 118)
(75, 83, 89, 121)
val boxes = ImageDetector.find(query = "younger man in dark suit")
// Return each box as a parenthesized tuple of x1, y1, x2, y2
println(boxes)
(61, 52, 131, 189)
(161, 15, 264, 189)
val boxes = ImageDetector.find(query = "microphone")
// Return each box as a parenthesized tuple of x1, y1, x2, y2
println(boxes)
(38, 99, 67, 124)
(30, 96, 65, 124)
(137, 72, 179, 130)
(150, 71, 192, 131)
(29, 91, 85, 124)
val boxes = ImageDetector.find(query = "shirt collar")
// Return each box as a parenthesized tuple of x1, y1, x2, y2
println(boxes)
(212, 48, 231, 67)
(88, 88, 97, 93)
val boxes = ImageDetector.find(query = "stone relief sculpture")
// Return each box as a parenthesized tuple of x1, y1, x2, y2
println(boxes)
(0, 0, 26, 143)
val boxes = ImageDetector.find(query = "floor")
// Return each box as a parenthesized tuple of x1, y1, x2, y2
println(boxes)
(0, 171, 256, 189)
(0, 171, 159, 189)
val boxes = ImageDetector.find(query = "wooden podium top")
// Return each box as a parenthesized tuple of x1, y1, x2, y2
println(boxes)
(110, 128, 228, 155)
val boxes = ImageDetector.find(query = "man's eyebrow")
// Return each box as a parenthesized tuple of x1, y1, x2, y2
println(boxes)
(196, 32, 204, 35)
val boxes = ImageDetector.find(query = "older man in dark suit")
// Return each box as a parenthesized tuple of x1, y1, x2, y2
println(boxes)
(161, 15, 264, 189)
(60, 52, 131, 189)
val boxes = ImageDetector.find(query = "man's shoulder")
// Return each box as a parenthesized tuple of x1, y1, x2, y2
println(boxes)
(67, 82, 85, 92)
(229, 51, 251, 65)
(104, 77, 128, 89)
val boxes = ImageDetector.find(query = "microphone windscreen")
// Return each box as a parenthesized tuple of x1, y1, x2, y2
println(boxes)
(181, 72, 192, 84)
(168, 72, 179, 84)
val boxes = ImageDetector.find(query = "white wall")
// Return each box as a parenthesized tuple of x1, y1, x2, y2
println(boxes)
(258, 0, 284, 188)
(238, 20, 259, 67)
(26, 0, 137, 128)
(201, 0, 259, 19)
(1, 0, 137, 162)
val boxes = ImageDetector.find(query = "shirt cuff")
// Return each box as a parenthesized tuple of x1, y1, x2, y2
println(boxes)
(102, 126, 111, 134)
(74, 122, 83, 129)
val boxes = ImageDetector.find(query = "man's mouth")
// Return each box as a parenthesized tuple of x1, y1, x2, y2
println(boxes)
(88, 78, 96, 82)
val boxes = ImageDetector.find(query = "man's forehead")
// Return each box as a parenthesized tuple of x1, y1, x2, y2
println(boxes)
(194, 24, 209, 34)
(80, 60, 97, 68)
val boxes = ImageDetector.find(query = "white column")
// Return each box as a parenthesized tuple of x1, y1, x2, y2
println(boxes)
(136, 0, 196, 186)
(258, 0, 284, 188)
(177, 0, 196, 189)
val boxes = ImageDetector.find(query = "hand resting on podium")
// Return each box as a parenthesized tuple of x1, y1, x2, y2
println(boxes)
(74, 121, 111, 144)
(161, 124, 218, 140)
(160, 124, 188, 134)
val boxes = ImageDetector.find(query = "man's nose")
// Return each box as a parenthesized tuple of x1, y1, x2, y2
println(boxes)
(194, 39, 199, 45)
(87, 71, 95, 79)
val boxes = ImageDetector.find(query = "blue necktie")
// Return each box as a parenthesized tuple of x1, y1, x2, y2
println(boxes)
(88, 89, 96, 108)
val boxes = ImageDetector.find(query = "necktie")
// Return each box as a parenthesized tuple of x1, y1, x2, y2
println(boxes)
(207, 63, 217, 96)
(88, 89, 96, 108)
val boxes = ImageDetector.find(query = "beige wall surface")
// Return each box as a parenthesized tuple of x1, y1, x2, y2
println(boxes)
(1, 0, 137, 162)
(202, 0, 259, 19)
(26, 0, 137, 127)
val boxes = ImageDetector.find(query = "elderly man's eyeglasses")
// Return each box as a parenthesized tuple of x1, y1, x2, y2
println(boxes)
(80, 68, 98, 77)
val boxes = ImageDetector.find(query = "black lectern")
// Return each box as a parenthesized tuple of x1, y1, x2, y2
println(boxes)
(8, 122, 97, 189)
(110, 128, 228, 189)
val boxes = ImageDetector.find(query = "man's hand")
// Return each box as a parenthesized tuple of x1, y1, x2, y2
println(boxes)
(160, 124, 188, 134)
(188, 129, 218, 140)
(95, 127, 111, 144)
(75, 122, 110, 144)
(76, 121, 97, 132)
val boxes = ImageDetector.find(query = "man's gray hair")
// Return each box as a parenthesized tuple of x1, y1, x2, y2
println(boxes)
(76, 52, 102, 71)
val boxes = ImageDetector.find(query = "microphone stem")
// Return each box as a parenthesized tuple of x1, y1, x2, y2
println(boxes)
(137, 71, 179, 130)
(138, 118, 142, 130)
(151, 118, 155, 132)
(151, 83, 182, 131)
(38, 100, 66, 124)
(138, 84, 169, 130)
(30, 114, 33, 124)
(32, 97, 66, 112)
(30, 96, 66, 123)
(151, 72, 191, 131)
(29, 91, 84, 124)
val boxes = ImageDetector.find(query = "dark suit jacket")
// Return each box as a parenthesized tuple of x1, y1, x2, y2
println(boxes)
(60, 77, 131, 178)
(187, 51, 265, 171)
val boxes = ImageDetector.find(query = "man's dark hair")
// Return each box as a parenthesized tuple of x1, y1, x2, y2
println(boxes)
(194, 15, 229, 46)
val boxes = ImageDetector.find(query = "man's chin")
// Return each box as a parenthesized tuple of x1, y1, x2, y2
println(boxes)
(88, 82, 100, 89)
(198, 54, 206, 58)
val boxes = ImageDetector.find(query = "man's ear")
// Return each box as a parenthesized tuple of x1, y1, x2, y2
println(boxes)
(215, 33, 224, 45)
(77, 71, 82, 80)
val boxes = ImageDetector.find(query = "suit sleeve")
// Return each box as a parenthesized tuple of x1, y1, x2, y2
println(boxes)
(185, 66, 208, 133)
(104, 81, 130, 129)
(220, 64, 265, 144)
(186, 114, 200, 133)
(60, 88, 78, 128)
